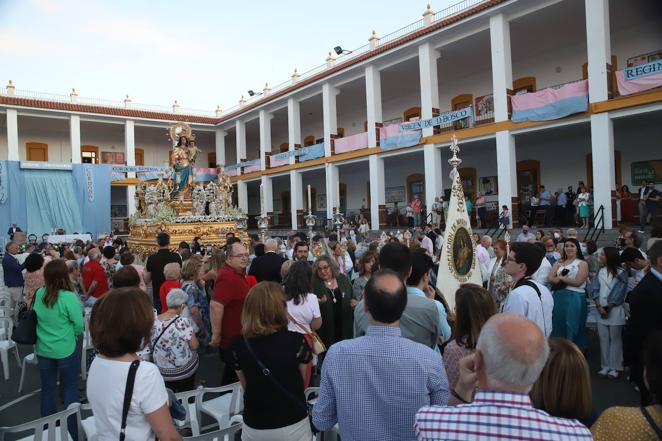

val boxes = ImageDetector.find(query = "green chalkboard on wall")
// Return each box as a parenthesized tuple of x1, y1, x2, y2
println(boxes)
(631, 160, 662, 185)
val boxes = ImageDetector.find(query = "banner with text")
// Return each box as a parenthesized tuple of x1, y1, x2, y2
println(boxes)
(400, 106, 472, 131)
(616, 60, 662, 96)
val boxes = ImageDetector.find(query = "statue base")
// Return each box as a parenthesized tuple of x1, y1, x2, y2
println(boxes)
(128, 220, 245, 258)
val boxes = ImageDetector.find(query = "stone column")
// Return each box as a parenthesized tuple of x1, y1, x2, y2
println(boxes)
(237, 181, 248, 213)
(6, 108, 18, 161)
(585, 0, 611, 102)
(236, 120, 246, 175)
(261, 175, 274, 216)
(70, 115, 81, 164)
(365, 65, 382, 147)
(418, 42, 440, 138)
(325, 163, 339, 220)
(322, 83, 339, 157)
(424, 144, 443, 220)
(496, 131, 518, 228)
(590, 113, 615, 228)
(125, 120, 136, 216)
(287, 98, 301, 165)
(259, 110, 273, 170)
(369, 154, 386, 229)
(490, 13, 513, 122)
(215, 129, 226, 167)
(290, 170, 303, 229)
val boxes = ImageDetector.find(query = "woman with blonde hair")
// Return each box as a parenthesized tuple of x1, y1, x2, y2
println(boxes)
(229, 282, 312, 441)
(530, 337, 593, 426)
(442, 284, 496, 389)
(181, 255, 210, 348)
(312, 255, 353, 349)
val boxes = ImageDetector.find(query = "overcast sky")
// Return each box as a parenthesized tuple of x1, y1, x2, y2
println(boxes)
(0, 0, 457, 112)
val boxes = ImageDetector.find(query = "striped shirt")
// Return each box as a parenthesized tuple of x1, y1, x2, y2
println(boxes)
(313, 325, 449, 441)
(415, 390, 592, 440)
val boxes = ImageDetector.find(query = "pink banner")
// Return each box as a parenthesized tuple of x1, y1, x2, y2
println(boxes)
(225, 168, 238, 176)
(334, 131, 368, 153)
(269, 155, 289, 168)
(511, 80, 588, 110)
(616, 70, 662, 96)
(243, 164, 260, 173)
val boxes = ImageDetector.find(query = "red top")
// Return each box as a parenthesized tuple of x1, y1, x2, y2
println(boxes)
(411, 198, 422, 213)
(213, 265, 250, 348)
(81, 260, 109, 298)
(159, 280, 182, 313)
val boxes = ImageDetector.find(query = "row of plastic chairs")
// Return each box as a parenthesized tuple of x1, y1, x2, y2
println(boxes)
(0, 401, 243, 440)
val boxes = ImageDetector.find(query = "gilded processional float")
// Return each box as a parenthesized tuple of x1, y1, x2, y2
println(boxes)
(128, 123, 247, 257)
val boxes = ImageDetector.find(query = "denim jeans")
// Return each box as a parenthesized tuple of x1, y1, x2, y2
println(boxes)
(38, 350, 80, 441)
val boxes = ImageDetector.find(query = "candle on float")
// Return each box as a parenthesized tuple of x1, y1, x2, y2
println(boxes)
(307, 184, 312, 211)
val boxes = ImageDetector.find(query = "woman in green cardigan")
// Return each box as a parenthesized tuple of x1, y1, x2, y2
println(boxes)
(33, 259, 84, 436)
(312, 256, 353, 348)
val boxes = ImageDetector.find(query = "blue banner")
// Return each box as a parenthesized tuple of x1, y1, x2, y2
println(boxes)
(299, 143, 325, 162)
(72, 164, 111, 236)
(400, 106, 473, 131)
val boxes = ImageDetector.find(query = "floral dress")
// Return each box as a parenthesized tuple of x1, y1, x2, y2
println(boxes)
(181, 281, 211, 348)
(151, 316, 198, 381)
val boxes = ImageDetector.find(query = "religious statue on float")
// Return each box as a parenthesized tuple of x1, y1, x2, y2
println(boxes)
(169, 123, 201, 198)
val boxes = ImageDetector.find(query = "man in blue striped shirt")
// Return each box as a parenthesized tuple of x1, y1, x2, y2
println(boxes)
(313, 269, 449, 441)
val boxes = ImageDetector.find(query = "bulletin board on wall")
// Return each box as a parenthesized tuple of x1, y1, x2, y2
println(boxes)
(631, 159, 662, 185)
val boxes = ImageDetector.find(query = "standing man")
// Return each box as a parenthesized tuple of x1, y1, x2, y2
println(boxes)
(292, 241, 311, 263)
(637, 179, 648, 225)
(501, 242, 554, 336)
(516, 225, 536, 243)
(211, 241, 250, 385)
(640, 181, 659, 233)
(313, 270, 449, 440)
(539, 185, 553, 227)
(81, 247, 109, 304)
(2, 242, 25, 317)
(6, 224, 22, 240)
(248, 238, 287, 283)
(623, 240, 662, 405)
(144, 233, 182, 311)
(411, 194, 423, 227)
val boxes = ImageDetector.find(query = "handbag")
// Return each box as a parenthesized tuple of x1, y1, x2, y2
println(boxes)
(11, 289, 38, 345)
(146, 315, 180, 363)
(287, 313, 326, 354)
(120, 360, 140, 441)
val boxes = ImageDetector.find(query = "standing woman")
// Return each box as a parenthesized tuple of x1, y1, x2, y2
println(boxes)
(283, 261, 322, 389)
(549, 238, 590, 350)
(329, 241, 353, 279)
(352, 250, 379, 307)
(577, 186, 591, 228)
(312, 256, 353, 350)
(229, 282, 312, 441)
(33, 259, 84, 438)
(486, 239, 511, 307)
(24, 252, 47, 304)
(475, 192, 487, 229)
(589, 247, 628, 379)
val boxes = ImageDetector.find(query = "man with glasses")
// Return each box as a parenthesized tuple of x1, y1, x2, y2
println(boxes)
(501, 242, 554, 336)
(211, 241, 250, 384)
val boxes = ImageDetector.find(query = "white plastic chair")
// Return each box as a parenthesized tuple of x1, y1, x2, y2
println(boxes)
(0, 317, 21, 380)
(174, 386, 205, 436)
(80, 314, 94, 381)
(0, 402, 83, 441)
(182, 422, 242, 441)
(18, 347, 39, 393)
(79, 403, 97, 441)
(305, 387, 339, 441)
(196, 382, 243, 430)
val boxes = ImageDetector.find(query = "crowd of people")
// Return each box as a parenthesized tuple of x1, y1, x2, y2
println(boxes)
(1, 218, 662, 440)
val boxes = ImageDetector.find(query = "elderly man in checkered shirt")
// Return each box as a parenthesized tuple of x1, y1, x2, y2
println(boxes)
(415, 313, 592, 440)
(313, 269, 449, 441)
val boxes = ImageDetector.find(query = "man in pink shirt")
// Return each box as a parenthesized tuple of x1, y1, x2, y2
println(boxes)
(411, 195, 423, 227)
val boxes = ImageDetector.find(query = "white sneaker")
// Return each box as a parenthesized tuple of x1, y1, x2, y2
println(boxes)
(608, 370, 620, 379)
(597, 368, 609, 376)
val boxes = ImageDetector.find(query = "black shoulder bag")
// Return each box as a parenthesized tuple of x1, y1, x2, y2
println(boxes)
(148, 316, 179, 363)
(243, 336, 318, 434)
(120, 360, 140, 441)
(641, 406, 662, 439)
(12, 289, 38, 345)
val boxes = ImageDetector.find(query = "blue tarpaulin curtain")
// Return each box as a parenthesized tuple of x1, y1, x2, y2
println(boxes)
(23, 169, 84, 236)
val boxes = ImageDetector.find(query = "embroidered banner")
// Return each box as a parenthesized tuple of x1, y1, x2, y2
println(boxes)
(400, 106, 473, 131)
(334, 132, 368, 153)
(511, 80, 588, 123)
(0, 161, 7, 204)
(379, 124, 421, 150)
